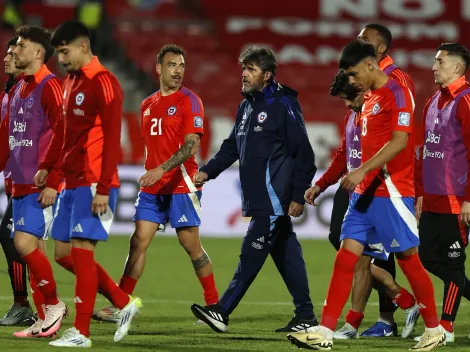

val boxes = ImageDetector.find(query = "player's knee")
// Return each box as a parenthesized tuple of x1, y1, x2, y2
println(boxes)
(13, 235, 33, 257)
(179, 236, 201, 256)
(129, 230, 153, 250)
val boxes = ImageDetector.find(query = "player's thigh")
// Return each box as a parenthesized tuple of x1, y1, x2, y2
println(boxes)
(69, 186, 118, 242)
(340, 193, 376, 249)
(417, 212, 442, 264)
(0, 196, 13, 240)
(436, 213, 467, 268)
(133, 191, 169, 228)
(370, 196, 419, 254)
(51, 189, 73, 243)
(329, 187, 350, 251)
(168, 191, 202, 229)
(12, 193, 54, 241)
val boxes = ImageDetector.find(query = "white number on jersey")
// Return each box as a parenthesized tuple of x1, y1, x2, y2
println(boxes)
(150, 118, 162, 136)
(362, 117, 367, 136)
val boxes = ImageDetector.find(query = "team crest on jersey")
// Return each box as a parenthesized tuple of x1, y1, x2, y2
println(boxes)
(75, 92, 85, 106)
(27, 96, 34, 108)
(167, 106, 177, 116)
(194, 116, 203, 128)
(257, 111, 268, 123)
(372, 103, 380, 115)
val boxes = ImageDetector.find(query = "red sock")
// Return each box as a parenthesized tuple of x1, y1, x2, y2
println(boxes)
(440, 319, 454, 333)
(119, 276, 137, 295)
(397, 254, 439, 328)
(393, 288, 416, 310)
(28, 269, 45, 320)
(56, 255, 75, 274)
(96, 262, 129, 310)
(71, 248, 97, 337)
(345, 309, 364, 330)
(22, 249, 59, 305)
(321, 248, 360, 331)
(198, 274, 219, 305)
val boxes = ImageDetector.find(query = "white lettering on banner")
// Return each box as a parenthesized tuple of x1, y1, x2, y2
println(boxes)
(0, 167, 337, 238)
(320, 0, 444, 20)
(228, 18, 458, 41)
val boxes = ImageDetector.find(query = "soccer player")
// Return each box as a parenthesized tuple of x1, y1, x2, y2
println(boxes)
(353, 23, 418, 338)
(308, 24, 421, 339)
(413, 43, 470, 343)
(33, 21, 142, 347)
(305, 70, 419, 339)
(190, 46, 318, 333)
(94, 43, 219, 323)
(0, 36, 35, 326)
(287, 40, 445, 351)
(0, 26, 67, 337)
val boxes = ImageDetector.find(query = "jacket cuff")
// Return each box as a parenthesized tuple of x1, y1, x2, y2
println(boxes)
(96, 183, 110, 196)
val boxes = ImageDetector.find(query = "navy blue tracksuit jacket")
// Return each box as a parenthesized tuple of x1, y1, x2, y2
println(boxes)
(201, 81, 317, 216)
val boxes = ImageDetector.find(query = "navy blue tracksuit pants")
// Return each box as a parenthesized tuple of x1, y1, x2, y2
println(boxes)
(218, 215, 315, 319)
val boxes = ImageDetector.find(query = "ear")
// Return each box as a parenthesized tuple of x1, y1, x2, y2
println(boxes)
(454, 62, 463, 76)
(264, 71, 272, 82)
(156, 63, 161, 76)
(80, 39, 89, 53)
(377, 43, 387, 55)
(365, 58, 374, 71)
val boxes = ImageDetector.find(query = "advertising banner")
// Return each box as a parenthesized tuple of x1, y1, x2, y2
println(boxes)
(0, 166, 337, 238)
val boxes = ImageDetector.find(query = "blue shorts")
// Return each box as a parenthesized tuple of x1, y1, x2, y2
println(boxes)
(340, 193, 420, 259)
(12, 193, 56, 240)
(51, 186, 118, 242)
(133, 191, 202, 229)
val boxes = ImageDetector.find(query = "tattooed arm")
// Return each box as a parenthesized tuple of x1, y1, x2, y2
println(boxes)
(161, 133, 200, 172)
(139, 133, 201, 187)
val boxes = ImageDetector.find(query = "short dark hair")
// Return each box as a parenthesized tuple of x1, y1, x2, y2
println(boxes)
(437, 42, 470, 72)
(157, 44, 186, 64)
(364, 23, 392, 53)
(330, 70, 360, 101)
(339, 40, 377, 70)
(51, 20, 90, 47)
(15, 25, 54, 63)
(6, 36, 18, 48)
(238, 45, 277, 77)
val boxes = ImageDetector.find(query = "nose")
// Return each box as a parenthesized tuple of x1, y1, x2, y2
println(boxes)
(242, 70, 249, 78)
(432, 62, 437, 72)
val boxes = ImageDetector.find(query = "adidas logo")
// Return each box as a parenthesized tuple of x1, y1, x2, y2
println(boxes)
(16, 217, 25, 226)
(18, 107, 24, 114)
(435, 118, 439, 124)
(74, 296, 83, 304)
(418, 303, 427, 309)
(72, 223, 84, 233)
(449, 241, 461, 249)
(353, 135, 359, 142)
(144, 108, 150, 116)
(208, 311, 224, 322)
(177, 215, 188, 223)
(390, 239, 400, 248)
(38, 279, 49, 287)
(257, 236, 265, 243)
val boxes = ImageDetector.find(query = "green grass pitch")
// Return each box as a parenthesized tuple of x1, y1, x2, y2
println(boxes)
(0, 236, 469, 351)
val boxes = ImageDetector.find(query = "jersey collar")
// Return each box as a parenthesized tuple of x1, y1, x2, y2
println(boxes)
(441, 75, 468, 98)
(379, 55, 394, 71)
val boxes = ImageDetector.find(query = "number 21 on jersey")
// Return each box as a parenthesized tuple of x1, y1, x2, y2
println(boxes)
(150, 118, 162, 135)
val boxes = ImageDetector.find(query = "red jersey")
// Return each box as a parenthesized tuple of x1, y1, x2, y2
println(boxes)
(40, 57, 122, 195)
(415, 76, 470, 214)
(379, 55, 416, 99)
(141, 86, 204, 194)
(357, 78, 415, 197)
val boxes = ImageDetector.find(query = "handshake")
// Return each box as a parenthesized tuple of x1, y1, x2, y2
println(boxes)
(193, 171, 209, 187)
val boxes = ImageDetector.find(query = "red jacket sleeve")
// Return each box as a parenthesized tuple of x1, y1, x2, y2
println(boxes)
(315, 112, 349, 192)
(0, 110, 10, 172)
(415, 97, 433, 197)
(40, 77, 64, 190)
(95, 72, 123, 195)
(390, 69, 416, 100)
(456, 93, 470, 202)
